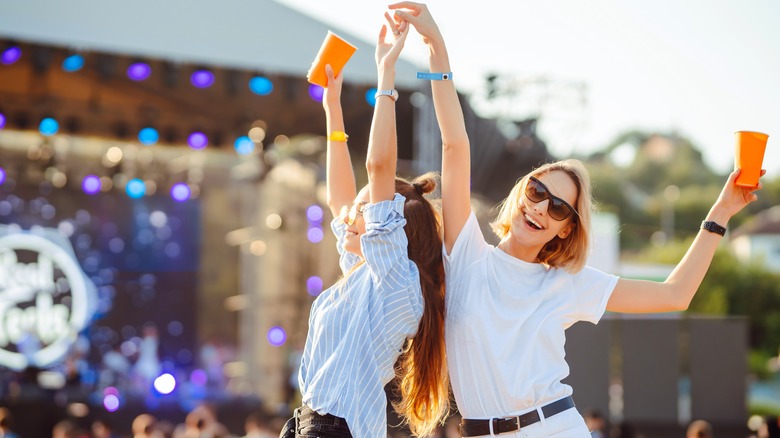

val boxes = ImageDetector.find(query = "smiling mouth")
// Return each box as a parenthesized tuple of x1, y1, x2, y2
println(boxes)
(524, 213, 544, 230)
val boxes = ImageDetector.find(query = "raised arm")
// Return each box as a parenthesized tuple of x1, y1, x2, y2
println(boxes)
(365, 13, 410, 204)
(607, 169, 764, 313)
(323, 65, 357, 219)
(390, 2, 471, 253)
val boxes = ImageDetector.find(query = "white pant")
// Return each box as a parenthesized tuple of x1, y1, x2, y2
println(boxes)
(469, 407, 591, 438)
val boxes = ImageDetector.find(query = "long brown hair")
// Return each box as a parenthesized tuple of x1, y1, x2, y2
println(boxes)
(392, 172, 449, 437)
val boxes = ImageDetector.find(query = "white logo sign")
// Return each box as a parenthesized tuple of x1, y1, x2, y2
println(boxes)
(0, 229, 96, 370)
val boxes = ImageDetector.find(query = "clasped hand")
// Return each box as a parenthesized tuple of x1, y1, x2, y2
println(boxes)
(376, 11, 409, 69)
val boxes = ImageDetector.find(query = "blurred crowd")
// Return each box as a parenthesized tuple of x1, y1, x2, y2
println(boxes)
(0, 404, 779, 437)
(0, 403, 279, 438)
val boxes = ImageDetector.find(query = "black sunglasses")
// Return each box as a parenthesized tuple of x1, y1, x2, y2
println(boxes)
(523, 176, 579, 221)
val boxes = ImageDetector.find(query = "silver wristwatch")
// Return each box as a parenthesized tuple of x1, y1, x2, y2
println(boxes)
(374, 89, 399, 102)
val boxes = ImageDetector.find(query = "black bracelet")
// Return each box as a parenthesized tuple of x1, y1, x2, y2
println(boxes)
(701, 221, 726, 236)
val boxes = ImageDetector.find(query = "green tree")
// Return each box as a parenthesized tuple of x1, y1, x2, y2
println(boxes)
(631, 239, 780, 356)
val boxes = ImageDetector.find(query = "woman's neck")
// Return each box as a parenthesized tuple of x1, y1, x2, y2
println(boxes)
(497, 234, 543, 264)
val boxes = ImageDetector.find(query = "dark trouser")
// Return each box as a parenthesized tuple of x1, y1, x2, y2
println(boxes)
(279, 405, 352, 438)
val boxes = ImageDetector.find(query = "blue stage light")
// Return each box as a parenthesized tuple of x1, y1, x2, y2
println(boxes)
(234, 136, 254, 155)
(126, 179, 146, 198)
(365, 88, 378, 107)
(138, 127, 159, 145)
(62, 54, 85, 72)
(39, 117, 59, 136)
(249, 76, 273, 95)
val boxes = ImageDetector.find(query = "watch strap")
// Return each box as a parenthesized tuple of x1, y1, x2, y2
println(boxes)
(375, 89, 398, 102)
(701, 221, 726, 236)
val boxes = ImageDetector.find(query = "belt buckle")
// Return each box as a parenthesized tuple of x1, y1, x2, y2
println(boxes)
(489, 416, 520, 436)
(509, 415, 522, 433)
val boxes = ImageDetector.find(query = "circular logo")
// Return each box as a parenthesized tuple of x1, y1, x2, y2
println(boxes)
(0, 233, 95, 370)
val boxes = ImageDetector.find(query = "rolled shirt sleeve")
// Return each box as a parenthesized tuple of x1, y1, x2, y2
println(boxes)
(331, 217, 362, 275)
(362, 194, 424, 345)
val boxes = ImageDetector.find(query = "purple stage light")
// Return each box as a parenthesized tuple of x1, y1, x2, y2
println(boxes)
(0, 168, 5, 186)
(0, 113, 6, 129)
(307, 226, 324, 243)
(306, 205, 323, 224)
(190, 70, 215, 88)
(307, 276, 323, 296)
(191, 369, 208, 386)
(127, 62, 151, 81)
(308, 84, 324, 102)
(267, 326, 287, 346)
(103, 394, 120, 412)
(82, 175, 101, 195)
(1, 46, 21, 65)
(187, 132, 208, 150)
(170, 183, 191, 202)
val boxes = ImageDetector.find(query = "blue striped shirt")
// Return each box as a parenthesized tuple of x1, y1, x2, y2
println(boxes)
(299, 194, 424, 438)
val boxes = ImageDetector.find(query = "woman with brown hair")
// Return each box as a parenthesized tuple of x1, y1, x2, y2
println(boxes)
(392, 2, 764, 436)
(282, 11, 448, 438)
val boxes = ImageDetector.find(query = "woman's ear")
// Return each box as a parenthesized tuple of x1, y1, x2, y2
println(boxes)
(558, 223, 575, 239)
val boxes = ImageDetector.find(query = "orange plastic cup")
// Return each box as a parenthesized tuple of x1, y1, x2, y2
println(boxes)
(307, 31, 358, 88)
(734, 131, 769, 187)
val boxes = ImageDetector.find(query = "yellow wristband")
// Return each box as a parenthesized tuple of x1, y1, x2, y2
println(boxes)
(328, 131, 349, 142)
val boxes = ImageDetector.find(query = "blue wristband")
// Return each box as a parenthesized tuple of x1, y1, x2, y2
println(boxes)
(417, 72, 452, 81)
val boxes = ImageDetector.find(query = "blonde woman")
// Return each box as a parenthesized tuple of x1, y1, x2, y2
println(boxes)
(392, 2, 764, 436)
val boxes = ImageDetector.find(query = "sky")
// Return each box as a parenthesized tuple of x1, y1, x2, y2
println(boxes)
(277, 0, 779, 175)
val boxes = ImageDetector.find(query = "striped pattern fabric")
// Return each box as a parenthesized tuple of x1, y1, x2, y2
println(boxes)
(299, 194, 424, 438)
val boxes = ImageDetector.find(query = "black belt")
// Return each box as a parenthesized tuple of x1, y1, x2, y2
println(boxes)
(296, 405, 348, 427)
(459, 396, 575, 437)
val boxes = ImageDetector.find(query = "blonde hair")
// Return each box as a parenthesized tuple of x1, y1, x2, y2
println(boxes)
(490, 159, 593, 273)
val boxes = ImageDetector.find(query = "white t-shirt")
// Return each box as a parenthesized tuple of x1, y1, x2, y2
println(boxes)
(444, 211, 618, 419)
